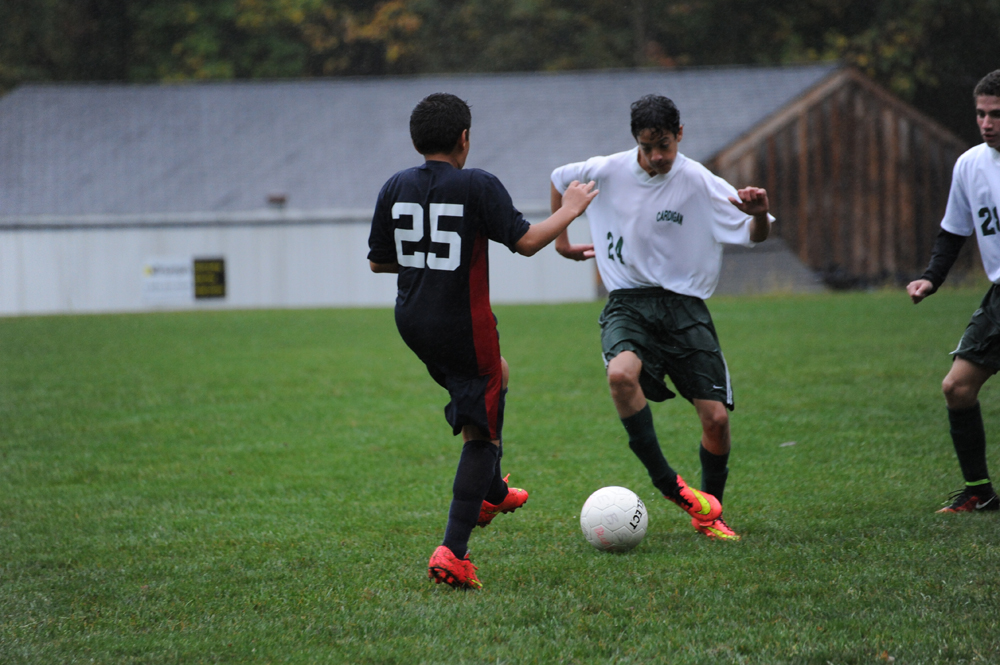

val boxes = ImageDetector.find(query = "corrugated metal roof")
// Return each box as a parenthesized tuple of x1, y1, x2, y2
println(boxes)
(0, 63, 840, 219)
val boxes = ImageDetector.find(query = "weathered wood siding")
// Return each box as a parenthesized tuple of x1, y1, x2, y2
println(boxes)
(710, 68, 971, 287)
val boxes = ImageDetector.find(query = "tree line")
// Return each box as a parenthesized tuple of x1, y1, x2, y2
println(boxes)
(3, 0, 1000, 143)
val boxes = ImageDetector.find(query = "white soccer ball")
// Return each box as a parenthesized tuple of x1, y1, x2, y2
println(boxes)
(580, 486, 648, 552)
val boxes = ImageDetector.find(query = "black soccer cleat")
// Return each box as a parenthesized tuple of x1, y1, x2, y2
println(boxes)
(936, 488, 1000, 513)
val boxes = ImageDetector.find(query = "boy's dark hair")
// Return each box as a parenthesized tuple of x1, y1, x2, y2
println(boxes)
(630, 94, 681, 138)
(974, 70, 1000, 98)
(410, 93, 472, 155)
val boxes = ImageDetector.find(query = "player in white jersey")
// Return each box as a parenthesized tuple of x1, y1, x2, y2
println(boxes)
(550, 94, 773, 540)
(908, 69, 1000, 514)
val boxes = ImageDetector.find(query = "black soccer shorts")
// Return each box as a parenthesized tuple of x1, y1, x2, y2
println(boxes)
(953, 283, 1000, 373)
(599, 287, 734, 410)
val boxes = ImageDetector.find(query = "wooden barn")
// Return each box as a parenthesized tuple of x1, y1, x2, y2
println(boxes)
(709, 67, 972, 287)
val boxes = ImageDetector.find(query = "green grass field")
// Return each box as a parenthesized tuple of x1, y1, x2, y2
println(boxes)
(2, 288, 1000, 664)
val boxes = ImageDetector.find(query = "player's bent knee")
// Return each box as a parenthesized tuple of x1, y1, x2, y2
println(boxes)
(461, 424, 493, 443)
(606, 365, 640, 395)
(943, 373, 968, 398)
(703, 412, 729, 436)
(696, 401, 729, 433)
(942, 377, 978, 408)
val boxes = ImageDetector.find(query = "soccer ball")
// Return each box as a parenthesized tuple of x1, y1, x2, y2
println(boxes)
(579, 486, 648, 552)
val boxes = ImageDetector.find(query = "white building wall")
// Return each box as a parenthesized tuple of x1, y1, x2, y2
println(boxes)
(0, 213, 597, 316)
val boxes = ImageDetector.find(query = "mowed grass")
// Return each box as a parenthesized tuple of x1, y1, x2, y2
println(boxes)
(2, 288, 1000, 664)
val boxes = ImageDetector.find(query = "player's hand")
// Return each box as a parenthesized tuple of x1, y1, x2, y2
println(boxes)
(907, 278, 935, 304)
(728, 186, 769, 216)
(562, 180, 599, 217)
(556, 243, 596, 261)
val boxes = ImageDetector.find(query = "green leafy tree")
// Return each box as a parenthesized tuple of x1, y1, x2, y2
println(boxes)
(131, 0, 423, 80)
(0, 0, 424, 89)
(0, 0, 134, 88)
(831, 0, 1000, 144)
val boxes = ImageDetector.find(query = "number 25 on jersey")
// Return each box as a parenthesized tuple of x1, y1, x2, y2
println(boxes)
(393, 202, 463, 271)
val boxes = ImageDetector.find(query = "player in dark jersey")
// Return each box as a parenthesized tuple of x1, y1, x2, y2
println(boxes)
(368, 93, 597, 589)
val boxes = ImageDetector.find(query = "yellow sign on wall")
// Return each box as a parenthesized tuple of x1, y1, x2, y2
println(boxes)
(194, 258, 226, 299)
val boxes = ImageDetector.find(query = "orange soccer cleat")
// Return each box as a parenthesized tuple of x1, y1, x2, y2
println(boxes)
(477, 474, 529, 528)
(691, 516, 741, 541)
(936, 487, 1000, 513)
(428, 546, 483, 590)
(663, 474, 722, 522)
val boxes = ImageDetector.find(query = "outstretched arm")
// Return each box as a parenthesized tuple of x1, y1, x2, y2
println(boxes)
(728, 186, 771, 243)
(515, 180, 598, 256)
(550, 183, 595, 261)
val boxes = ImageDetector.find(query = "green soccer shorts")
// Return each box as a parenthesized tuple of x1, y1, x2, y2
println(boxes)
(598, 287, 734, 410)
(953, 283, 1000, 373)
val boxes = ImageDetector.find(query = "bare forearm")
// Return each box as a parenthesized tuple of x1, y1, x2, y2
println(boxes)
(517, 179, 598, 256)
(729, 187, 770, 242)
(550, 182, 562, 215)
(369, 260, 400, 273)
(554, 229, 572, 254)
(749, 213, 770, 243)
(549, 185, 571, 255)
(515, 207, 578, 256)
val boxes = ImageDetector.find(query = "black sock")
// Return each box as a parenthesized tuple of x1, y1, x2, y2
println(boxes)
(621, 405, 678, 496)
(484, 439, 508, 504)
(971, 481, 996, 497)
(699, 444, 729, 504)
(949, 403, 991, 489)
(442, 440, 499, 559)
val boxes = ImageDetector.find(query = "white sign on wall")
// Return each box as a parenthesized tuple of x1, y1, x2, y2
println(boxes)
(142, 258, 193, 305)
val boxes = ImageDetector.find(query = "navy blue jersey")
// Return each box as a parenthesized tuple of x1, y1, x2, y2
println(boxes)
(368, 160, 530, 377)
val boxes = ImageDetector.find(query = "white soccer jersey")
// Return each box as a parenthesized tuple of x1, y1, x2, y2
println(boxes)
(940, 143, 1000, 282)
(551, 149, 772, 298)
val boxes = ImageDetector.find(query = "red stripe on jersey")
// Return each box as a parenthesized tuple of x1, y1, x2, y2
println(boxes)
(468, 232, 502, 439)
